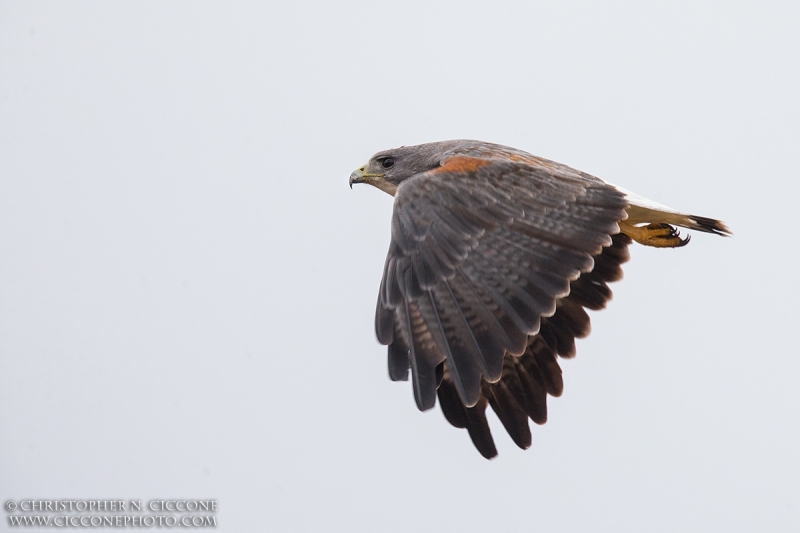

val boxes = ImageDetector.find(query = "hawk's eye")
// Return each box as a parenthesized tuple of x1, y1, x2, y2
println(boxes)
(381, 157, 395, 169)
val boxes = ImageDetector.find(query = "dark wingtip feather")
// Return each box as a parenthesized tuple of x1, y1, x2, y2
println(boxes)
(464, 401, 498, 459)
(439, 379, 498, 459)
(412, 370, 438, 411)
(438, 378, 468, 428)
(530, 342, 564, 397)
(387, 342, 410, 381)
(487, 386, 532, 450)
(507, 357, 549, 425)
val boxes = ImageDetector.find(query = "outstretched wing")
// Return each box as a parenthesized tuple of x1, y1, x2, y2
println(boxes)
(435, 232, 632, 457)
(375, 153, 628, 436)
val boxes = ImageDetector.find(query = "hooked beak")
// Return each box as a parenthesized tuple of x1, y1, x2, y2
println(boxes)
(349, 166, 385, 189)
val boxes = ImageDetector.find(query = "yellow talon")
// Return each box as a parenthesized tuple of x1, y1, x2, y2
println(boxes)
(619, 221, 690, 248)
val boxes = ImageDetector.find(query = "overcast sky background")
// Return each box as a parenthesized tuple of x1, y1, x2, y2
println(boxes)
(1, 1, 798, 531)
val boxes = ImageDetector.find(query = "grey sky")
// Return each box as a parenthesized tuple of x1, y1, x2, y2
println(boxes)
(1, 1, 798, 531)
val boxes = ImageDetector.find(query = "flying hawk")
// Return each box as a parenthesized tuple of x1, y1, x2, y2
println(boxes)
(349, 140, 730, 459)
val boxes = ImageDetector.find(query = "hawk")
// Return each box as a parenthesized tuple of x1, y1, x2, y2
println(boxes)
(349, 140, 730, 459)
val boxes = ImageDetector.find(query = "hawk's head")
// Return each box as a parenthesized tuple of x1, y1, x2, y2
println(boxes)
(349, 141, 464, 196)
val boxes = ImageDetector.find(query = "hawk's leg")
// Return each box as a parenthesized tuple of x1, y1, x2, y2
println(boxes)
(618, 221, 690, 248)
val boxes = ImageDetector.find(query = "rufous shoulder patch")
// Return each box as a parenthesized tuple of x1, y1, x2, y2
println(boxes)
(432, 155, 493, 174)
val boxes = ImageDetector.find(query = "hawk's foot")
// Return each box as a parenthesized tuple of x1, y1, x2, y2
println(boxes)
(619, 221, 690, 248)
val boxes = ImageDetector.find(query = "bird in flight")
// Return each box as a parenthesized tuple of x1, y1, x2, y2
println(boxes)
(349, 140, 730, 459)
